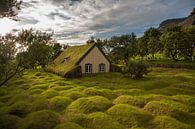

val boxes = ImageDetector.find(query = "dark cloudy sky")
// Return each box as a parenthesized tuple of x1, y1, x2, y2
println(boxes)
(0, 0, 194, 44)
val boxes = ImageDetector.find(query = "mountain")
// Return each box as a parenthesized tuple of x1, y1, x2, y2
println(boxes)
(159, 8, 195, 30)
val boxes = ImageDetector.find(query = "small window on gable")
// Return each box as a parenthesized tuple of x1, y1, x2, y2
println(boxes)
(85, 63, 92, 73)
(99, 63, 105, 73)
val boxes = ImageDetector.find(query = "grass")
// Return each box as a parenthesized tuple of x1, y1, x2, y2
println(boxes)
(0, 67, 195, 128)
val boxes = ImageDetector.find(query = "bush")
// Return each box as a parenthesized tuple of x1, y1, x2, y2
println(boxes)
(9, 101, 31, 117)
(122, 60, 149, 79)
(151, 116, 190, 129)
(0, 114, 21, 129)
(21, 110, 60, 129)
(107, 104, 153, 128)
(54, 122, 84, 129)
(66, 96, 112, 114)
(87, 112, 125, 129)
(49, 96, 72, 112)
(113, 95, 146, 108)
(41, 89, 59, 98)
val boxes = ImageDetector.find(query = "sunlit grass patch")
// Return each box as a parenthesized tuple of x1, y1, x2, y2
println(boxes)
(87, 112, 125, 129)
(107, 104, 153, 128)
(20, 110, 60, 129)
(113, 95, 146, 108)
(66, 96, 112, 114)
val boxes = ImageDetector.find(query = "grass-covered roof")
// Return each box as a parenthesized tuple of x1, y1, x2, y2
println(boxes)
(47, 43, 94, 76)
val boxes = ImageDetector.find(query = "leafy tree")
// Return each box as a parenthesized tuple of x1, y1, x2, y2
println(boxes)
(87, 36, 95, 44)
(161, 26, 192, 61)
(146, 28, 162, 58)
(111, 33, 137, 65)
(0, 0, 21, 18)
(20, 40, 54, 69)
(52, 43, 63, 59)
(137, 36, 149, 59)
(0, 34, 23, 86)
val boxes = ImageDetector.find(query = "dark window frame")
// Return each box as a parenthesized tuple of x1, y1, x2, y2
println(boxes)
(85, 63, 92, 73)
(99, 63, 105, 73)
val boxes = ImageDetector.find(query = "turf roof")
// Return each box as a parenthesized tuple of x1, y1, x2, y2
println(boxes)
(50, 43, 95, 75)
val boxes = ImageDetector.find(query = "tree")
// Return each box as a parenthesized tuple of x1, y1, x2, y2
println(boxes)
(137, 36, 149, 59)
(161, 26, 192, 61)
(86, 36, 95, 44)
(111, 33, 137, 65)
(52, 43, 63, 59)
(0, 33, 23, 87)
(146, 28, 162, 58)
(0, 0, 21, 18)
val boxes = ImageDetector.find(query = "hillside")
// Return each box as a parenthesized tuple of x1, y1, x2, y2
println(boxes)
(159, 8, 195, 30)
(0, 68, 195, 129)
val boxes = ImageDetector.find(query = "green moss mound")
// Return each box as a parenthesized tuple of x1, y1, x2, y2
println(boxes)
(151, 116, 190, 129)
(31, 97, 49, 111)
(142, 94, 171, 102)
(107, 104, 152, 128)
(171, 95, 195, 106)
(0, 114, 21, 129)
(41, 89, 59, 98)
(9, 101, 31, 117)
(114, 89, 145, 96)
(54, 122, 84, 129)
(66, 96, 112, 114)
(29, 89, 44, 94)
(29, 84, 49, 90)
(49, 96, 72, 112)
(52, 86, 74, 91)
(7, 91, 32, 105)
(113, 95, 146, 108)
(144, 100, 193, 116)
(21, 110, 60, 129)
(65, 113, 89, 127)
(66, 91, 86, 100)
(87, 112, 125, 129)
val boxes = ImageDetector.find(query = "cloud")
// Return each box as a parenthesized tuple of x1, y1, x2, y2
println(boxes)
(0, 0, 194, 44)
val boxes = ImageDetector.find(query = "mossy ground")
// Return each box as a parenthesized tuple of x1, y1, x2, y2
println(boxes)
(0, 68, 195, 129)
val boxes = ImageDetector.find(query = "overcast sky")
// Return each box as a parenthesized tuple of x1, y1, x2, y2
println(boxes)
(0, 0, 194, 44)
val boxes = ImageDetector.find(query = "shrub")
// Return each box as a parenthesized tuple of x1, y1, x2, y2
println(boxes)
(9, 101, 31, 117)
(54, 122, 84, 129)
(87, 112, 125, 129)
(0, 114, 21, 129)
(113, 95, 146, 108)
(21, 110, 60, 129)
(41, 89, 59, 98)
(107, 104, 153, 128)
(66, 96, 112, 114)
(66, 91, 86, 100)
(122, 60, 149, 79)
(151, 116, 190, 129)
(49, 96, 72, 112)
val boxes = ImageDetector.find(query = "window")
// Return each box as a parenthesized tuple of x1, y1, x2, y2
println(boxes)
(99, 63, 105, 73)
(85, 64, 92, 73)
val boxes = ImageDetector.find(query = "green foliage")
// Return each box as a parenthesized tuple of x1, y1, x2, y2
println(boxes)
(107, 104, 153, 128)
(0, 114, 21, 129)
(87, 112, 125, 129)
(21, 110, 60, 129)
(113, 95, 146, 108)
(66, 96, 112, 114)
(122, 60, 149, 78)
(160, 26, 193, 61)
(49, 96, 72, 112)
(54, 122, 84, 129)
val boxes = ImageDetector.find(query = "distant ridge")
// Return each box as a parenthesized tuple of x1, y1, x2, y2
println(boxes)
(159, 8, 195, 30)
